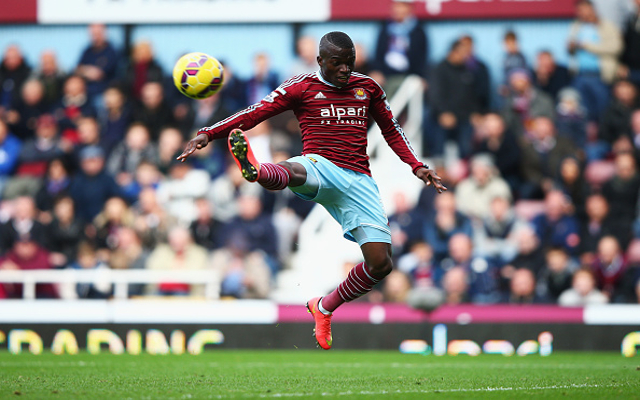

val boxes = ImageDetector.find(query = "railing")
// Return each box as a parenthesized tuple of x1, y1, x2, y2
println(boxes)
(0, 270, 219, 300)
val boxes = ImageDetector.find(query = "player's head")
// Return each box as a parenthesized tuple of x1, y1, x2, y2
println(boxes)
(317, 31, 355, 88)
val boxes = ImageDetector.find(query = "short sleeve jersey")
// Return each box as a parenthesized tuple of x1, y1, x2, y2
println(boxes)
(200, 71, 426, 176)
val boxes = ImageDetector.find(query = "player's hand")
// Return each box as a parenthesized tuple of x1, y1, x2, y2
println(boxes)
(177, 133, 209, 162)
(416, 167, 447, 193)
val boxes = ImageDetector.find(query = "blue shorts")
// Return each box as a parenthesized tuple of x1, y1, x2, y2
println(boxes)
(287, 154, 391, 246)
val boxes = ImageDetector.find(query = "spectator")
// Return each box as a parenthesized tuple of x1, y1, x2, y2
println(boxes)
(106, 122, 159, 186)
(63, 242, 111, 299)
(0, 45, 31, 112)
(388, 191, 425, 257)
(133, 81, 175, 141)
(439, 233, 500, 304)
(145, 226, 209, 297)
(216, 61, 246, 113)
(290, 36, 319, 76)
(423, 191, 473, 263)
(211, 233, 272, 299)
(132, 187, 176, 250)
(502, 31, 528, 84)
(245, 53, 279, 105)
(397, 240, 441, 288)
(6, 79, 50, 140)
(580, 194, 629, 263)
(473, 113, 521, 193)
(53, 75, 96, 135)
(602, 152, 640, 229)
(92, 196, 135, 252)
(46, 196, 84, 269)
(99, 86, 131, 155)
(441, 266, 469, 304)
(461, 34, 492, 124)
(35, 157, 72, 214)
(506, 268, 547, 304)
(538, 247, 577, 302)
(119, 160, 162, 201)
(72, 116, 103, 168)
(591, 235, 628, 300)
(531, 189, 580, 255)
(426, 40, 478, 159)
(156, 157, 209, 225)
(591, 0, 636, 32)
(156, 126, 184, 174)
(189, 197, 224, 251)
(372, 0, 428, 94)
(503, 226, 546, 278)
(69, 145, 122, 223)
(533, 50, 573, 101)
(502, 68, 555, 138)
(599, 79, 638, 149)
(108, 226, 148, 296)
(472, 195, 528, 266)
(0, 235, 56, 299)
(618, 0, 640, 86)
(124, 40, 163, 101)
(354, 42, 374, 76)
(208, 162, 263, 223)
(382, 270, 412, 303)
(628, 109, 640, 160)
(554, 157, 590, 219)
(555, 88, 589, 153)
(519, 116, 577, 199)
(455, 154, 512, 221)
(185, 91, 230, 140)
(31, 50, 66, 107)
(568, 0, 623, 121)
(0, 119, 21, 194)
(0, 196, 49, 252)
(76, 24, 119, 103)
(558, 269, 608, 306)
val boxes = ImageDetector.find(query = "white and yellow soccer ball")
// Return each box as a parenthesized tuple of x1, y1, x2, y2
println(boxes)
(172, 52, 224, 99)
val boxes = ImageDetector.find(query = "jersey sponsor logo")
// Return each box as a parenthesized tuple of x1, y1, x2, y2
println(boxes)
(353, 88, 368, 100)
(314, 92, 326, 100)
(320, 104, 367, 120)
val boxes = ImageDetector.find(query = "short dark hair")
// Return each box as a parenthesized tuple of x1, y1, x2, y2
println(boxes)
(504, 31, 517, 41)
(319, 31, 354, 51)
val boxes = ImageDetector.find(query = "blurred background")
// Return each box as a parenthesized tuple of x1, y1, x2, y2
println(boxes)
(0, 0, 639, 351)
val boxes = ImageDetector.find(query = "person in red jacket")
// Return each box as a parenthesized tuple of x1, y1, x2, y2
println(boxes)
(178, 31, 445, 349)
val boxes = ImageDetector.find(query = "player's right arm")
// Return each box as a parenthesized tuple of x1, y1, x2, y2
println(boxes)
(177, 77, 303, 162)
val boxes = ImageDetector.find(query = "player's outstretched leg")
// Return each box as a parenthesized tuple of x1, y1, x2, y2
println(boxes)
(228, 128, 291, 190)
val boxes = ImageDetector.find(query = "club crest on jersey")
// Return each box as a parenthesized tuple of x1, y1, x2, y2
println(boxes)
(353, 88, 368, 100)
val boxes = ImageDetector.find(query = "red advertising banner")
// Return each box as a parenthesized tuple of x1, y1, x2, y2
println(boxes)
(0, 0, 37, 23)
(331, 0, 577, 20)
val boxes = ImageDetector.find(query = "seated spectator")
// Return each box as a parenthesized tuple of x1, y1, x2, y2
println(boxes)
(459, 36, 491, 117)
(558, 269, 608, 306)
(555, 156, 590, 219)
(184, 91, 231, 141)
(397, 240, 440, 289)
(124, 40, 164, 101)
(98, 86, 131, 155)
(602, 152, 640, 230)
(208, 162, 263, 223)
(0, 119, 21, 195)
(388, 191, 425, 257)
(53, 75, 96, 134)
(441, 266, 470, 305)
(618, 2, 640, 86)
(106, 123, 158, 187)
(189, 198, 224, 251)
(211, 233, 272, 299)
(533, 50, 572, 101)
(580, 194, 629, 264)
(519, 116, 577, 199)
(555, 88, 588, 151)
(502, 31, 528, 82)
(72, 116, 103, 167)
(503, 225, 546, 279)
(133, 81, 175, 141)
(216, 61, 246, 113)
(381, 270, 412, 303)
(0, 234, 56, 299)
(506, 268, 547, 304)
(119, 160, 162, 201)
(0, 44, 31, 112)
(473, 113, 521, 194)
(591, 235, 628, 301)
(598, 79, 638, 153)
(32, 50, 66, 107)
(133, 187, 177, 250)
(6, 79, 50, 140)
(69, 145, 122, 223)
(156, 126, 184, 174)
(156, 157, 209, 225)
(629, 110, 640, 160)
(76, 23, 119, 103)
(92, 197, 135, 252)
(423, 191, 473, 263)
(145, 226, 209, 297)
(35, 158, 72, 214)
(455, 154, 512, 221)
(63, 242, 111, 299)
(0, 196, 48, 252)
(472, 195, 528, 266)
(439, 233, 500, 304)
(538, 247, 578, 302)
(108, 226, 148, 296)
(502, 68, 555, 137)
(290, 36, 319, 76)
(46, 196, 84, 269)
(245, 53, 279, 105)
(531, 190, 580, 255)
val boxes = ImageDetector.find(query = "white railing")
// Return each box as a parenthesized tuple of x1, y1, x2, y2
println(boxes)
(0, 270, 219, 300)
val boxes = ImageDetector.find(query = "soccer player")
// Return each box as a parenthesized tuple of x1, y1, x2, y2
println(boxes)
(177, 31, 446, 349)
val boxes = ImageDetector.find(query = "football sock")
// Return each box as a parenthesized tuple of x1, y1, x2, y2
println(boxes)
(321, 262, 380, 313)
(258, 163, 291, 191)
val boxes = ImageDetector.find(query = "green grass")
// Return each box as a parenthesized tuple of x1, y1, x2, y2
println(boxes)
(0, 351, 638, 399)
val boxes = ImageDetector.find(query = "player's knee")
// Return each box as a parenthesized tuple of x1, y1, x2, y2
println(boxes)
(367, 255, 393, 279)
(278, 161, 307, 186)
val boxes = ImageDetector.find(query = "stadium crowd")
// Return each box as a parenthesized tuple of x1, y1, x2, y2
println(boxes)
(0, 0, 639, 305)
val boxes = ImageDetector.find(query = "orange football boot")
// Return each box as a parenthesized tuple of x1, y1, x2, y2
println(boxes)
(307, 297, 333, 350)
(228, 128, 260, 182)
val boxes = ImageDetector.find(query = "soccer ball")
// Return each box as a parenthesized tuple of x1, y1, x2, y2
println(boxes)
(172, 52, 224, 99)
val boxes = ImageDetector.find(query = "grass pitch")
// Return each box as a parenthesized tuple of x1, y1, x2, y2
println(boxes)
(0, 351, 638, 399)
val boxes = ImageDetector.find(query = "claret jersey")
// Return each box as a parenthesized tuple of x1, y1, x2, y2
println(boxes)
(199, 71, 426, 176)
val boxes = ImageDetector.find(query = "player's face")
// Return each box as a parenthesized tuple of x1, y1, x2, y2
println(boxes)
(318, 45, 355, 88)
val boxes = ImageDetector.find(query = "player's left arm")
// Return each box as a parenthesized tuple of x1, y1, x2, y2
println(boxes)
(370, 90, 446, 193)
